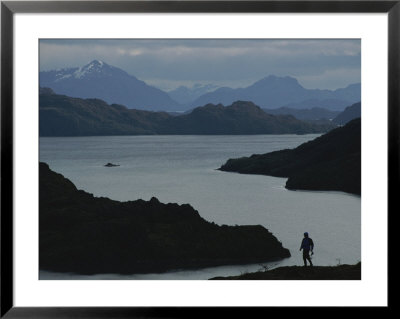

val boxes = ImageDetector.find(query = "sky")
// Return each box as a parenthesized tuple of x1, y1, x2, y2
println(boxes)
(39, 39, 361, 91)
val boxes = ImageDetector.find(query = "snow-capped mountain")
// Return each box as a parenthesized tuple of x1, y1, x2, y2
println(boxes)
(40, 60, 129, 83)
(40, 60, 181, 111)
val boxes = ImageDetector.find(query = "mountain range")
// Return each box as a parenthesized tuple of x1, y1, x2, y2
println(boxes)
(39, 89, 335, 136)
(40, 60, 360, 112)
(191, 76, 360, 110)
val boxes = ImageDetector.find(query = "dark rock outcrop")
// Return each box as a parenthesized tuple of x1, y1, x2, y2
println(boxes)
(219, 118, 361, 195)
(40, 163, 290, 275)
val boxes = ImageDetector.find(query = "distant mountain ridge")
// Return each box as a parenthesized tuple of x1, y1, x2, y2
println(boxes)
(40, 60, 181, 111)
(168, 83, 220, 105)
(192, 75, 360, 111)
(39, 90, 335, 136)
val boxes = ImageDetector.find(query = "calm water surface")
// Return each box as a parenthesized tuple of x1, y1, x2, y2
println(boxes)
(39, 135, 361, 280)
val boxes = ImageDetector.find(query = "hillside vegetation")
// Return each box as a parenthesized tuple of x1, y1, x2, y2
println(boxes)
(39, 90, 335, 136)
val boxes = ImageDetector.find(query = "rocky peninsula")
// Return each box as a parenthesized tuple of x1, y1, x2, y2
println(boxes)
(219, 118, 361, 195)
(40, 162, 290, 275)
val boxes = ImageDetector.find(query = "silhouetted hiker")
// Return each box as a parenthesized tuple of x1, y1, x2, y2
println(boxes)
(299, 232, 314, 267)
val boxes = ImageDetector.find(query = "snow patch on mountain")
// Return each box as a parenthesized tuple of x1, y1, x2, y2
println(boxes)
(73, 60, 107, 78)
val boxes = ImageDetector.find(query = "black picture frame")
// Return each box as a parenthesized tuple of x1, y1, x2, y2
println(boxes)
(1, 0, 396, 317)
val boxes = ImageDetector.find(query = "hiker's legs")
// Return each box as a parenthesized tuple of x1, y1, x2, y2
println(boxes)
(303, 250, 313, 266)
(303, 250, 309, 266)
(306, 255, 313, 266)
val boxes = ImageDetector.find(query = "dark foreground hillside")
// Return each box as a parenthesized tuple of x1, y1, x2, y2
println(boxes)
(210, 263, 361, 280)
(219, 118, 361, 195)
(40, 162, 290, 275)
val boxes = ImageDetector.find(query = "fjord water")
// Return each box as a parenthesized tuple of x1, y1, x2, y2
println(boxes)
(39, 135, 361, 280)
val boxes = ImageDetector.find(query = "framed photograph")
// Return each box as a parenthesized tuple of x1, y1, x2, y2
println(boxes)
(1, 0, 396, 316)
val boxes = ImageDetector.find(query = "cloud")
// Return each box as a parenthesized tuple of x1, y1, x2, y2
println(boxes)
(40, 39, 360, 90)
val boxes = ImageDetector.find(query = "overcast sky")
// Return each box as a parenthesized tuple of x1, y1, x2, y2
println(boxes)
(40, 39, 361, 91)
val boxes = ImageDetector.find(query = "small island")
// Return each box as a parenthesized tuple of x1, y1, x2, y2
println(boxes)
(104, 162, 120, 167)
(219, 118, 361, 195)
(40, 162, 290, 275)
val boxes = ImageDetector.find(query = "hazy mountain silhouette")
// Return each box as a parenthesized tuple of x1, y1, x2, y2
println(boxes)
(168, 83, 219, 105)
(192, 75, 360, 111)
(40, 60, 181, 111)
